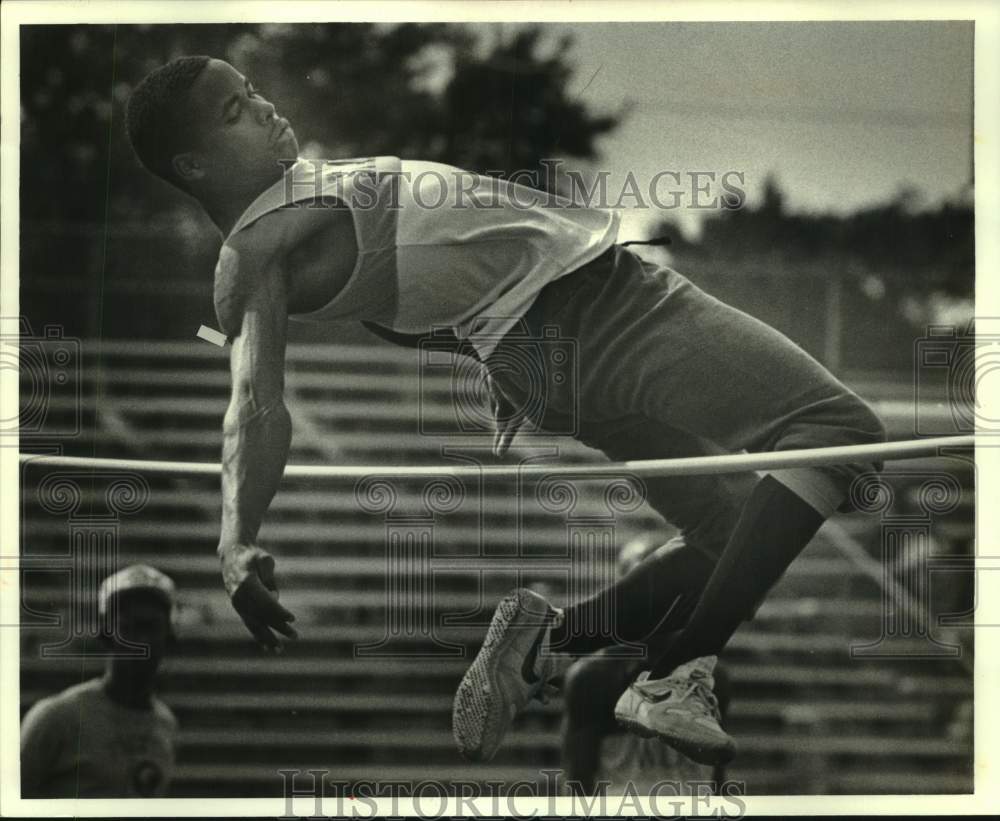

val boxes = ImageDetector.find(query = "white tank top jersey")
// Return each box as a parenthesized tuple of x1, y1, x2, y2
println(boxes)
(225, 156, 622, 359)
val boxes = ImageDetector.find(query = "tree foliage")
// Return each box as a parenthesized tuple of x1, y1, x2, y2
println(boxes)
(661, 174, 973, 299)
(20, 23, 621, 228)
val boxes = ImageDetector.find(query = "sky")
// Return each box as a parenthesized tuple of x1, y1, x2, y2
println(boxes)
(465, 21, 974, 239)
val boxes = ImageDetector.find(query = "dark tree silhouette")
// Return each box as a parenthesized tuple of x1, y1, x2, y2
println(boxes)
(650, 178, 973, 371)
(655, 178, 972, 299)
(438, 27, 619, 176)
(20, 23, 621, 226)
(19, 23, 623, 339)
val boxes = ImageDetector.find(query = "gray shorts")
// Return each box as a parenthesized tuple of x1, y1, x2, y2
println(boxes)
(488, 245, 886, 555)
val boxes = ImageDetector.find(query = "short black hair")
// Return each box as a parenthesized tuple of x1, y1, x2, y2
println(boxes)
(125, 55, 212, 188)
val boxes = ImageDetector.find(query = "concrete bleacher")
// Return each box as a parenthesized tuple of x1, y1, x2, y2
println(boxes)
(18, 340, 974, 796)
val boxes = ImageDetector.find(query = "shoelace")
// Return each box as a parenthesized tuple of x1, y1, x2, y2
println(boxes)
(678, 674, 722, 721)
(681, 681, 722, 721)
(646, 669, 721, 720)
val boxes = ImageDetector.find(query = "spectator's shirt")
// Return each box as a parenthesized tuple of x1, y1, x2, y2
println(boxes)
(224, 156, 621, 359)
(20, 678, 177, 798)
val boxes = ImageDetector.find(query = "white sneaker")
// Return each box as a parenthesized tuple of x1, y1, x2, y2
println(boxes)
(614, 655, 735, 765)
(452, 588, 567, 762)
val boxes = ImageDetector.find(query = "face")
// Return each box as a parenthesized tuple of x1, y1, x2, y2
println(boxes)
(110, 592, 173, 667)
(176, 59, 299, 192)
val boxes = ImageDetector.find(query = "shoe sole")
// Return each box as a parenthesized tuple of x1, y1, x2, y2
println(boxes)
(452, 589, 542, 763)
(614, 712, 736, 767)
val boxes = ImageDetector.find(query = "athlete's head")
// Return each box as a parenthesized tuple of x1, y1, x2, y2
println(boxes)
(126, 56, 298, 199)
(99, 564, 177, 681)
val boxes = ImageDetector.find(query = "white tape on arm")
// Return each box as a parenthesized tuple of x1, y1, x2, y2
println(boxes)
(197, 325, 228, 347)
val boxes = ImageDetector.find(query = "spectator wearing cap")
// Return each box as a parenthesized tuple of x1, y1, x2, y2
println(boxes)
(20, 565, 179, 798)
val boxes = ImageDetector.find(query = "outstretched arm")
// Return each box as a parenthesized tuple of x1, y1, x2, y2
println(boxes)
(217, 251, 297, 651)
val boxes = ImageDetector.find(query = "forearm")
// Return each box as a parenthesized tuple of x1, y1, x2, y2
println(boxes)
(218, 398, 292, 570)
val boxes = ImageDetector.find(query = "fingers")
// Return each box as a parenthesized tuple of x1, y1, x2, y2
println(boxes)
(241, 615, 282, 653)
(232, 575, 298, 652)
(493, 419, 523, 458)
(493, 417, 526, 457)
(488, 378, 527, 458)
(251, 586, 297, 634)
(239, 613, 298, 654)
(486, 373, 502, 420)
(493, 406, 527, 458)
(257, 552, 279, 596)
(271, 618, 299, 640)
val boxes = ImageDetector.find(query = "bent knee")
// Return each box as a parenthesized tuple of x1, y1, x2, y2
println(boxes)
(836, 396, 889, 490)
(847, 396, 889, 446)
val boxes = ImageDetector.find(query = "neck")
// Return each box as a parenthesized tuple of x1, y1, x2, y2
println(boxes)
(200, 188, 264, 238)
(198, 167, 288, 237)
(102, 665, 156, 710)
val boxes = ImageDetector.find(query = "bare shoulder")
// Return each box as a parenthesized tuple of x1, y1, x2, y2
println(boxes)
(215, 200, 353, 332)
(244, 196, 351, 255)
(213, 216, 285, 337)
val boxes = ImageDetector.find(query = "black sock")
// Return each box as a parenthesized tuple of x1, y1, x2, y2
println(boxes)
(549, 541, 716, 656)
(648, 475, 827, 678)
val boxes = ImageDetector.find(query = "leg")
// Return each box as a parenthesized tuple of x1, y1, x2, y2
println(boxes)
(528, 246, 885, 507)
(610, 270, 887, 676)
(531, 247, 886, 662)
(647, 475, 826, 677)
(451, 422, 755, 763)
(550, 419, 759, 655)
(611, 474, 832, 763)
(455, 246, 886, 763)
(530, 247, 886, 759)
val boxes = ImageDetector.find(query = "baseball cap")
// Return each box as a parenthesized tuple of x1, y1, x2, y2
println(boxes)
(98, 564, 176, 617)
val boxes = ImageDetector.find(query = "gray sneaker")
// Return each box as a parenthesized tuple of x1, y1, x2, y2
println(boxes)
(452, 588, 567, 762)
(614, 655, 735, 765)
